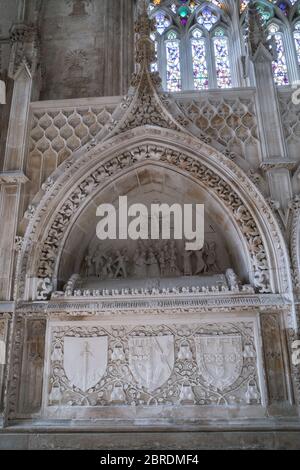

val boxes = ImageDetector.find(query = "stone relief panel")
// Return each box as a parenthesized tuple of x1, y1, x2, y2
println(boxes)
(34, 144, 271, 294)
(19, 319, 46, 414)
(45, 320, 261, 409)
(80, 239, 224, 281)
(278, 90, 300, 163)
(176, 94, 261, 166)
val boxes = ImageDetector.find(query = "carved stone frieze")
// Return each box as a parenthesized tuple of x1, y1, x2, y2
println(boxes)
(15, 293, 290, 318)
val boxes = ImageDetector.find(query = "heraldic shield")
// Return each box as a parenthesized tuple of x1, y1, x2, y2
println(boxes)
(129, 335, 174, 392)
(195, 334, 243, 391)
(64, 336, 108, 392)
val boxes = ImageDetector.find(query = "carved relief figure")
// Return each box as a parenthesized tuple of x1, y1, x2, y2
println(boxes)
(113, 249, 128, 279)
(183, 250, 193, 276)
(101, 255, 114, 279)
(195, 246, 207, 275)
(132, 245, 147, 278)
(84, 253, 93, 277)
(158, 248, 166, 277)
(169, 241, 181, 276)
(92, 249, 106, 277)
(206, 242, 220, 273)
(78, 237, 225, 284)
(147, 248, 160, 278)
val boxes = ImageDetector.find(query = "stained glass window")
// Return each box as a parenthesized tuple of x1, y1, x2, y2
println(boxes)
(191, 29, 209, 90)
(197, 7, 218, 31)
(213, 29, 232, 88)
(268, 24, 289, 86)
(166, 31, 182, 91)
(148, 1, 235, 91)
(154, 11, 171, 35)
(294, 23, 300, 67)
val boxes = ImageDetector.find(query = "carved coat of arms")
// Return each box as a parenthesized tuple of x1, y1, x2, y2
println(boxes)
(64, 336, 108, 392)
(195, 334, 243, 391)
(129, 335, 174, 392)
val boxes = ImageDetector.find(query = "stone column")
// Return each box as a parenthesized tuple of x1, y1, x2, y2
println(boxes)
(0, 23, 39, 301)
(248, 2, 293, 211)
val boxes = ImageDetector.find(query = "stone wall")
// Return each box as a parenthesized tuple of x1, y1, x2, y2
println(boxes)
(40, 0, 135, 100)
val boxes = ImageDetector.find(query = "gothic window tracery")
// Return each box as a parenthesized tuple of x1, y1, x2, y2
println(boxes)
(240, 0, 300, 86)
(268, 22, 290, 85)
(213, 28, 232, 88)
(166, 30, 182, 91)
(147, 1, 300, 88)
(148, 0, 233, 91)
(293, 21, 300, 65)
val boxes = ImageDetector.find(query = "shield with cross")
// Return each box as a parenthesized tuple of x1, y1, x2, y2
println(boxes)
(63, 336, 108, 392)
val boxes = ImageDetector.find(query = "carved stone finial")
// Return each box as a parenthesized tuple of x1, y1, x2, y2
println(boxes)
(8, 23, 40, 79)
(246, 1, 273, 59)
(135, 2, 156, 71)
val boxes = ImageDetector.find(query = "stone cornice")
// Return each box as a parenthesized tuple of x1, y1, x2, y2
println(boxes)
(16, 293, 291, 317)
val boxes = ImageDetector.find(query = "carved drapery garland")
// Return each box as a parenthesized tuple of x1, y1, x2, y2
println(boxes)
(33, 145, 271, 292)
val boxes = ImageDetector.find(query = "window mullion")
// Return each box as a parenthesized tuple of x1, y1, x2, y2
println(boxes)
(208, 37, 217, 89)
